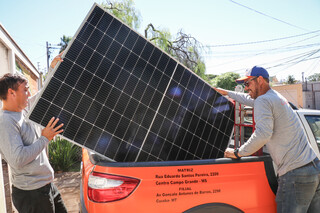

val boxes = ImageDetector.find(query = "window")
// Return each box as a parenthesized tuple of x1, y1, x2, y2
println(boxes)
(15, 61, 23, 74)
(304, 115, 320, 151)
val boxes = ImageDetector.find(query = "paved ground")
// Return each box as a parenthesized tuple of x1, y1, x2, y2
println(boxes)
(3, 161, 81, 213)
(54, 172, 81, 213)
(3, 161, 12, 213)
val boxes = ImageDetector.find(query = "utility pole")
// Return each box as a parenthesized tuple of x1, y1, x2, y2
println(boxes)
(37, 61, 43, 88)
(46, 41, 61, 73)
(46, 41, 49, 74)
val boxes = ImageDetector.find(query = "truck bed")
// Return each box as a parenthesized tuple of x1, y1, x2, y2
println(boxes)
(81, 150, 277, 213)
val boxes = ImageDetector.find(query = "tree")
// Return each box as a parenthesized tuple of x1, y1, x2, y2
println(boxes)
(58, 0, 141, 54)
(210, 72, 240, 90)
(286, 75, 297, 84)
(59, 35, 72, 53)
(56, 0, 208, 81)
(307, 73, 320, 82)
(206, 74, 218, 81)
(144, 24, 172, 53)
(145, 25, 208, 80)
(101, 0, 141, 30)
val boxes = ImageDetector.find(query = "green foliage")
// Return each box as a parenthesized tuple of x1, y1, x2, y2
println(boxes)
(145, 25, 208, 80)
(145, 24, 172, 52)
(56, 0, 208, 81)
(206, 74, 218, 81)
(193, 59, 208, 81)
(49, 137, 81, 172)
(59, 35, 72, 53)
(210, 72, 240, 90)
(99, 0, 208, 81)
(101, 0, 141, 30)
(307, 73, 320, 82)
(286, 75, 297, 84)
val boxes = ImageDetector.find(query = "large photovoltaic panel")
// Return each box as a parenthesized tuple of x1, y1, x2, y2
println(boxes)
(28, 3, 234, 162)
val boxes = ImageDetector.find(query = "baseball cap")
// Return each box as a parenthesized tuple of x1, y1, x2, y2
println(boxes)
(235, 66, 269, 84)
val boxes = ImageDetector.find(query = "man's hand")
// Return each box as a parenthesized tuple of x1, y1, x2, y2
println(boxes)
(213, 87, 229, 96)
(41, 117, 64, 141)
(50, 51, 64, 69)
(224, 148, 240, 159)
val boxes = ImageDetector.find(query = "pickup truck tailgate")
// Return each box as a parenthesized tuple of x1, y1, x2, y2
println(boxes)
(82, 150, 277, 213)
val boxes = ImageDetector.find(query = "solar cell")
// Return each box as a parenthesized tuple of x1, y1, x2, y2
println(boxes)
(27, 3, 234, 162)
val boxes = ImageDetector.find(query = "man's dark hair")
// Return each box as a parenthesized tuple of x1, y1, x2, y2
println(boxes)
(0, 73, 28, 100)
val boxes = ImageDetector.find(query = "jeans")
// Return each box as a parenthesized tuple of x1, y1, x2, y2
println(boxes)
(12, 182, 68, 213)
(276, 158, 320, 213)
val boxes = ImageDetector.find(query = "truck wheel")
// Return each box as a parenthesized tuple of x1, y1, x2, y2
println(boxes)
(183, 203, 244, 213)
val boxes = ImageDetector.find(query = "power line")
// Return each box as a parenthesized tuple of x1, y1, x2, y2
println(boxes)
(205, 35, 320, 69)
(205, 30, 320, 47)
(204, 42, 320, 58)
(265, 55, 320, 79)
(229, 0, 309, 32)
(266, 49, 320, 69)
(304, 56, 320, 77)
(264, 49, 320, 74)
(208, 49, 320, 75)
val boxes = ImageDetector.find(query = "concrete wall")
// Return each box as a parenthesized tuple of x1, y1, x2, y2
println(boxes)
(0, 23, 41, 108)
(0, 24, 40, 86)
(303, 82, 320, 110)
(272, 82, 320, 110)
(312, 83, 320, 110)
(315, 92, 320, 110)
(0, 42, 39, 97)
(304, 91, 315, 109)
(16, 59, 39, 96)
(0, 23, 40, 212)
(272, 83, 303, 108)
(0, 42, 10, 76)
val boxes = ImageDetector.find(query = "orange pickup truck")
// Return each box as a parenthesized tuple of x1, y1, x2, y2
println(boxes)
(80, 109, 320, 213)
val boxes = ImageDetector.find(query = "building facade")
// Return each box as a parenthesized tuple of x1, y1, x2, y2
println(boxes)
(272, 81, 320, 110)
(0, 23, 41, 212)
(0, 23, 41, 106)
(272, 83, 303, 108)
(303, 81, 320, 110)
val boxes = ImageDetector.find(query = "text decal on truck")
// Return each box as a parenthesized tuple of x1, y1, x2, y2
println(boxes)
(154, 167, 221, 203)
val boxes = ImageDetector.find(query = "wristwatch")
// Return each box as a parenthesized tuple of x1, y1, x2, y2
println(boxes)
(234, 148, 241, 159)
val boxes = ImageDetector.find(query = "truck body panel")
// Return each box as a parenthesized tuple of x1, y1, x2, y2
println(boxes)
(80, 109, 320, 212)
(81, 150, 277, 212)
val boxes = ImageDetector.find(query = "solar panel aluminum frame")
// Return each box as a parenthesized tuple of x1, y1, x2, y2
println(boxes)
(27, 3, 234, 162)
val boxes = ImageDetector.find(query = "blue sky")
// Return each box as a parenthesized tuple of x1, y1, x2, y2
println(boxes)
(1, 0, 319, 81)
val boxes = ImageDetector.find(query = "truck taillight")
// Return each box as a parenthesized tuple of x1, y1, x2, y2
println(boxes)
(88, 172, 140, 202)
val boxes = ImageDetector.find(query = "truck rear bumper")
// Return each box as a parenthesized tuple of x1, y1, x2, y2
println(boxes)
(80, 180, 88, 213)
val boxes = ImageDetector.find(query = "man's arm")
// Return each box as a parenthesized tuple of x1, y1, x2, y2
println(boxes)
(237, 98, 273, 156)
(0, 117, 63, 169)
(213, 87, 260, 158)
(213, 87, 229, 96)
(224, 148, 242, 159)
(0, 120, 49, 169)
(228, 91, 254, 107)
(213, 87, 255, 107)
(50, 51, 64, 70)
(224, 98, 273, 158)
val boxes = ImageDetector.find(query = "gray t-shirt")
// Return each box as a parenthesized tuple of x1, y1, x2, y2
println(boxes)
(228, 89, 316, 176)
(0, 110, 53, 190)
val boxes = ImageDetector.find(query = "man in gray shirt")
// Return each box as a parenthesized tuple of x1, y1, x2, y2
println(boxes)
(214, 66, 320, 213)
(0, 54, 67, 212)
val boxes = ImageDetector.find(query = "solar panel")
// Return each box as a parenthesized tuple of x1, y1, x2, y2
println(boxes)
(27, 3, 234, 162)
